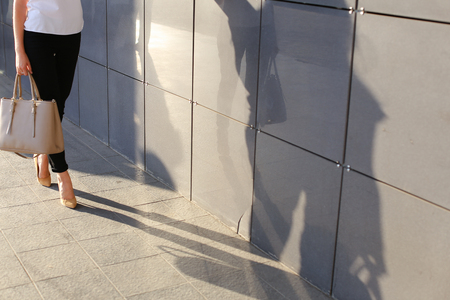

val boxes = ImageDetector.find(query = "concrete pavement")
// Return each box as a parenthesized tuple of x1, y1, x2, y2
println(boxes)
(0, 73, 333, 300)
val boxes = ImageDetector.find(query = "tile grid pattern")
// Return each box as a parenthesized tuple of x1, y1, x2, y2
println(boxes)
(0, 75, 330, 299)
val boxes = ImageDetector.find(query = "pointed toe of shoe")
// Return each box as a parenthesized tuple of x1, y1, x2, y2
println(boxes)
(61, 197, 77, 209)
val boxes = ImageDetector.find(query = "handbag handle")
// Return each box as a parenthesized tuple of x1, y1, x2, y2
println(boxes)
(12, 74, 41, 101)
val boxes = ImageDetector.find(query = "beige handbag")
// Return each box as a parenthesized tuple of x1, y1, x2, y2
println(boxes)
(0, 74, 64, 155)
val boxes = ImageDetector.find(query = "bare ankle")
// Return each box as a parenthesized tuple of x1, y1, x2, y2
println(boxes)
(37, 154, 50, 178)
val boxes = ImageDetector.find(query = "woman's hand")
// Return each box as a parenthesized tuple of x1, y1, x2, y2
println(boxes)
(15, 50, 32, 75)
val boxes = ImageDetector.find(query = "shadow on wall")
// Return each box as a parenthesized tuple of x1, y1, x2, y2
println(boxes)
(215, 1, 386, 299)
(144, 0, 189, 195)
(106, 0, 144, 169)
(214, 0, 260, 234)
(76, 0, 183, 191)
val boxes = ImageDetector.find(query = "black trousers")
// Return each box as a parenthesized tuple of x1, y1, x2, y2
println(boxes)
(24, 30, 81, 173)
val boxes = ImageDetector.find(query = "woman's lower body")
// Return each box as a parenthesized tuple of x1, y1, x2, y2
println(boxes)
(24, 30, 81, 208)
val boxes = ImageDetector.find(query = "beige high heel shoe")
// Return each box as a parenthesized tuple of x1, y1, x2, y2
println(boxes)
(57, 172, 77, 209)
(33, 155, 51, 187)
(60, 197, 77, 209)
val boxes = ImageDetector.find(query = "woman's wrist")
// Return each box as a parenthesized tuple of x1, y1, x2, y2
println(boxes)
(15, 47, 26, 55)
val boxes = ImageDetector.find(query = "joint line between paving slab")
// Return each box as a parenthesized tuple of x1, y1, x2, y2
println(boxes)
(49, 215, 127, 299)
(0, 230, 45, 300)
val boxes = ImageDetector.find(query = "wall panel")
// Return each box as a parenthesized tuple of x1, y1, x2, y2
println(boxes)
(80, 0, 107, 66)
(192, 105, 255, 238)
(79, 58, 108, 142)
(346, 14, 450, 209)
(64, 66, 80, 125)
(1, 0, 12, 27)
(252, 132, 342, 292)
(0, 24, 5, 74)
(194, 0, 261, 126)
(145, 0, 193, 99)
(258, 2, 353, 162)
(3, 25, 14, 78)
(334, 171, 450, 300)
(145, 85, 191, 199)
(108, 70, 145, 168)
(107, 0, 144, 81)
(286, 0, 354, 9)
(359, 0, 450, 23)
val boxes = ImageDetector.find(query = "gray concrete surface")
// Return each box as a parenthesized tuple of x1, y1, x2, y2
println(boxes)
(0, 74, 332, 299)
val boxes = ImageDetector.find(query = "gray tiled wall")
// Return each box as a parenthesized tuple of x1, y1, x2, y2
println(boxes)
(64, 66, 79, 125)
(108, 70, 145, 169)
(346, 13, 450, 209)
(359, 0, 450, 23)
(80, 0, 107, 66)
(334, 171, 450, 300)
(252, 131, 342, 292)
(78, 58, 108, 142)
(1, 0, 449, 298)
(145, 84, 192, 197)
(145, 0, 194, 99)
(0, 24, 5, 74)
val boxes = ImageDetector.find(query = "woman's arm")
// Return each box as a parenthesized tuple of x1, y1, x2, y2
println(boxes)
(13, 0, 32, 75)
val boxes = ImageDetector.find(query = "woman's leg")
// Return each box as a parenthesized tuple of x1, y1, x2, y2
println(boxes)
(24, 31, 59, 181)
(52, 33, 80, 206)
(24, 31, 80, 207)
(48, 33, 80, 174)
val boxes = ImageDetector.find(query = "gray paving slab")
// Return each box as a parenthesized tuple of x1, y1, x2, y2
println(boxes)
(88, 185, 170, 209)
(0, 235, 13, 256)
(127, 283, 205, 300)
(2, 220, 74, 253)
(0, 186, 41, 208)
(0, 202, 55, 230)
(63, 133, 105, 164)
(191, 268, 286, 300)
(60, 121, 114, 160)
(113, 201, 184, 229)
(143, 181, 185, 202)
(68, 157, 119, 177)
(0, 156, 28, 189)
(41, 197, 108, 221)
(0, 283, 42, 300)
(18, 243, 98, 281)
(35, 270, 123, 300)
(163, 197, 209, 220)
(78, 231, 157, 266)
(0, 255, 31, 290)
(102, 255, 187, 297)
(59, 209, 132, 241)
(76, 171, 139, 193)
(1, 152, 39, 185)
(103, 154, 159, 185)
(137, 221, 208, 255)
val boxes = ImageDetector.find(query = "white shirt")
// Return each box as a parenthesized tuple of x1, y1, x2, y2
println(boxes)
(24, 0, 84, 35)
